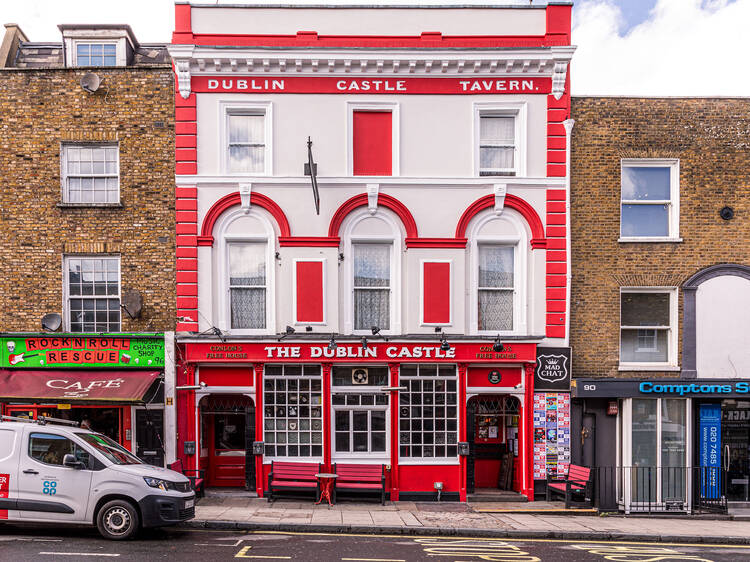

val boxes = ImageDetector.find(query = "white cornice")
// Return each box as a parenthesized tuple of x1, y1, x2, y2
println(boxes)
(168, 45, 575, 80)
(168, 44, 195, 99)
(174, 175, 565, 189)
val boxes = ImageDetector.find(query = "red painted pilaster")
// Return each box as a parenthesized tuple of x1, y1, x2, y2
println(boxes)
(254, 363, 265, 497)
(388, 362, 400, 501)
(322, 363, 332, 471)
(458, 363, 468, 502)
(522, 363, 536, 500)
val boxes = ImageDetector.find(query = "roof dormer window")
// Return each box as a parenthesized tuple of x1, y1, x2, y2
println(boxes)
(75, 42, 117, 67)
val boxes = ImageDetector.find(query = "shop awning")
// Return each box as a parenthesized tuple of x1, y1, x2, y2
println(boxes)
(0, 370, 162, 403)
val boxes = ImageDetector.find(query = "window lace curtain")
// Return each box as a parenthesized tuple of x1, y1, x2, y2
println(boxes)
(229, 243, 266, 329)
(353, 243, 390, 330)
(480, 116, 515, 173)
(478, 245, 514, 331)
(229, 114, 264, 173)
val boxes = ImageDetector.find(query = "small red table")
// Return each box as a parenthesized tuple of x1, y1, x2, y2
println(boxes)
(315, 473, 338, 507)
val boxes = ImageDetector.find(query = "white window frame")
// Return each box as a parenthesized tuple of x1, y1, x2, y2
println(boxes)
(69, 39, 124, 67)
(262, 365, 324, 463)
(219, 101, 273, 176)
(473, 102, 527, 178)
(342, 209, 402, 336)
(469, 211, 528, 336)
(619, 398, 692, 513)
(619, 287, 679, 371)
(216, 208, 276, 335)
(419, 259, 453, 327)
(60, 143, 120, 205)
(62, 255, 121, 333)
(332, 393, 390, 461)
(398, 364, 460, 465)
(346, 101, 400, 176)
(619, 158, 680, 242)
(292, 258, 327, 326)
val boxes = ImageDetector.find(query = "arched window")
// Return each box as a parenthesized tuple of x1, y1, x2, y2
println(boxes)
(342, 208, 403, 335)
(468, 208, 529, 335)
(215, 207, 276, 334)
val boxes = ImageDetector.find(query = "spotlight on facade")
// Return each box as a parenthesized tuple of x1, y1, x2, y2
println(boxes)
(370, 326, 388, 341)
(328, 335, 337, 350)
(492, 336, 504, 353)
(361, 336, 368, 350)
(278, 325, 295, 341)
(440, 334, 450, 352)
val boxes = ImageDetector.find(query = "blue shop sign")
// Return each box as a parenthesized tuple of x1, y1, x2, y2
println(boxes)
(698, 403, 721, 499)
(573, 379, 750, 398)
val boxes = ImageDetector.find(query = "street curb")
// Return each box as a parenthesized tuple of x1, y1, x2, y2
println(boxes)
(181, 519, 750, 545)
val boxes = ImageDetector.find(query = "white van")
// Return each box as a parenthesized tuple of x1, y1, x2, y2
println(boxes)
(0, 417, 194, 540)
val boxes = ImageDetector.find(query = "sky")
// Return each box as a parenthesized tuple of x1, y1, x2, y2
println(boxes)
(1, 0, 748, 96)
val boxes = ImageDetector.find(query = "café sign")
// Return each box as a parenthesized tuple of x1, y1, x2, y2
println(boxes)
(1, 335, 165, 369)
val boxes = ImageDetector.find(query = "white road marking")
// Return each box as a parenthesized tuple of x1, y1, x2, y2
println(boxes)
(39, 553, 120, 557)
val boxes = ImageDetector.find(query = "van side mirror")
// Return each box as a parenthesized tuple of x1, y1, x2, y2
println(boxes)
(63, 454, 85, 469)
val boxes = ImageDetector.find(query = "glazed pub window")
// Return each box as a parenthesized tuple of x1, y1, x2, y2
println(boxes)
(263, 365, 323, 458)
(228, 112, 265, 173)
(228, 242, 266, 329)
(620, 290, 675, 365)
(353, 243, 391, 331)
(620, 159, 679, 240)
(479, 115, 516, 176)
(75, 43, 116, 66)
(332, 366, 389, 455)
(65, 256, 120, 332)
(61, 144, 119, 204)
(477, 245, 514, 331)
(399, 364, 458, 460)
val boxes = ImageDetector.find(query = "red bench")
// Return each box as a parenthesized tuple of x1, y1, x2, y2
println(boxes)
(333, 463, 386, 505)
(546, 464, 592, 508)
(169, 459, 205, 498)
(267, 461, 321, 503)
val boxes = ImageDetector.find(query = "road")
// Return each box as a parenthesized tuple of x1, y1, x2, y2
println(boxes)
(0, 525, 749, 561)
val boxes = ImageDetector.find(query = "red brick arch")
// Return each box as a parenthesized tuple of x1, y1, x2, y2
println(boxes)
(455, 194, 547, 249)
(328, 192, 418, 239)
(197, 192, 291, 246)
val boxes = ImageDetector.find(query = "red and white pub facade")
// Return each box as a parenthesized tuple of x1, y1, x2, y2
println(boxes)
(169, 0, 574, 501)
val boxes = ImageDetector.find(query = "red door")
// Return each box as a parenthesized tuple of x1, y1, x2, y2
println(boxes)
(201, 395, 254, 487)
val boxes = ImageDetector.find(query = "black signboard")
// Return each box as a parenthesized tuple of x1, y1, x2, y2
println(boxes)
(535, 347, 571, 391)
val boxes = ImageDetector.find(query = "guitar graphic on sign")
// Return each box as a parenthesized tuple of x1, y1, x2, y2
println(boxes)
(8, 353, 41, 365)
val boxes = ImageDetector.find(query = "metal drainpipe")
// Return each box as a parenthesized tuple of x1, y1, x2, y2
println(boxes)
(562, 118, 575, 346)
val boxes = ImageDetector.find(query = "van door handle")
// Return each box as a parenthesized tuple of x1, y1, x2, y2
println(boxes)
(23, 469, 39, 475)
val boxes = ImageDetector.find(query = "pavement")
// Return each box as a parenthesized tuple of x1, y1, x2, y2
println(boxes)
(187, 495, 750, 545)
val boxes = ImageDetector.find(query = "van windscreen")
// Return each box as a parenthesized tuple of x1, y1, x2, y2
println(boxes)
(76, 432, 141, 465)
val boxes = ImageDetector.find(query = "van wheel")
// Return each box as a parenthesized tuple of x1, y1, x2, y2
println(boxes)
(96, 500, 139, 540)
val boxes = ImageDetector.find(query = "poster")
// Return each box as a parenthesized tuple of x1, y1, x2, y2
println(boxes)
(533, 392, 571, 479)
(699, 403, 721, 499)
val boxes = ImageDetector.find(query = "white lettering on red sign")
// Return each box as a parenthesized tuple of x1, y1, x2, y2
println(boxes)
(262, 345, 455, 359)
(458, 79, 535, 92)
(207, 78, 285, 91)
(46, 378, 124, 398)
(335, 79, 407, 92)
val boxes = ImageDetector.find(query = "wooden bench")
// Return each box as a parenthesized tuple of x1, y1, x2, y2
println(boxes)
(267, 461, 321, 503)
(333, 463, 386, 505)
(546, 464, 592, 508)
(169, 459, 205, 498)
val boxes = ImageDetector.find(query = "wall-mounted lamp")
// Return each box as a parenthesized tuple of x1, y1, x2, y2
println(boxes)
(493, 336, 504, 353)
(278, 326, 295, 341)
(328, 335, 337, 350)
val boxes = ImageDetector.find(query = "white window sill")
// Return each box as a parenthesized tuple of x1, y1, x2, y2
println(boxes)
(618, 364, 681, 372)
(58, 202, 123, 208)
(619, 237, 683, 243)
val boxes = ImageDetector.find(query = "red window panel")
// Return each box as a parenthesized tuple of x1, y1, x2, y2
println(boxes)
(422, 262, 451, 324)
(296, 261, 324, 323)
(352, 111, 392, 176)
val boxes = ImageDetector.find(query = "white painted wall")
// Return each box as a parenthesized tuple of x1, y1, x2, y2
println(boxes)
(696, 275, 750, 378)
(190, 7, 546, 37)
(195, 93, 548, 179)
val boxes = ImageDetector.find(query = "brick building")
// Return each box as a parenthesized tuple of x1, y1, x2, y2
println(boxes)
(569, 97, 750, 512)
(168, 0, 575, 501)
(0, 23, 177, 466)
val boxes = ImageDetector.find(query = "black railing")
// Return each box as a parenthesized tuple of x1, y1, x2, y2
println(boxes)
(578, 466, 727, 514)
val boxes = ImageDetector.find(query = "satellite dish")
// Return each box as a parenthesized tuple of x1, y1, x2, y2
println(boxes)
(121, 289, 143, 319)
(80, 72, 101, 93)
(41, 313, 62, 332)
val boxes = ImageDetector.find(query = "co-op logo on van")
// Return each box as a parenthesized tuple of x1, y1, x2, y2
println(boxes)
(536, 354, 568, 383)
(46, 378, 124, 398)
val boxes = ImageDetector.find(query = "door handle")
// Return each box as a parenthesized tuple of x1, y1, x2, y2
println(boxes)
(23, 469, 39, 475)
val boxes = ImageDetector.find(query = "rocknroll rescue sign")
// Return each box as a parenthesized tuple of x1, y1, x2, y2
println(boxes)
(0, 335, 165, 369)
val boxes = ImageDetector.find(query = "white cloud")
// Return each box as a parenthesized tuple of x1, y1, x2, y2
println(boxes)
(572, 0, 750, 95)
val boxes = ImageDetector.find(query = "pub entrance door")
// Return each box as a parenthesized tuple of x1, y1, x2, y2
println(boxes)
(200, 394, 255, 488)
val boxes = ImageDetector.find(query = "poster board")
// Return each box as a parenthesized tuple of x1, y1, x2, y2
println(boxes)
(533, 392, 571, 480)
